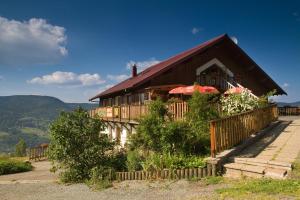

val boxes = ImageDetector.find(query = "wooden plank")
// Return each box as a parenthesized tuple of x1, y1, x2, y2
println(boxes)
(210, 121, 217, 158)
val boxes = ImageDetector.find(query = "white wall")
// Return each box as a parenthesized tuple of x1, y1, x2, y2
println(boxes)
(120, 128, 127, 147)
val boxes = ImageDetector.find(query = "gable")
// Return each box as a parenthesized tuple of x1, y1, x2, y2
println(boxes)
(90, 34, 286, 100)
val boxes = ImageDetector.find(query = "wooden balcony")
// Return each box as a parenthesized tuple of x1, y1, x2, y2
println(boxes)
(89, 102, 189, 123)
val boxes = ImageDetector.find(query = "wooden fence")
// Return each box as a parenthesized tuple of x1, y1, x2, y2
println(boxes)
(115, 164, 216, 181)
(168, 101, 189, 120)
(278, 106, 300, 116)
(28, 144, 48, 161)
(209, 104, 278, 158)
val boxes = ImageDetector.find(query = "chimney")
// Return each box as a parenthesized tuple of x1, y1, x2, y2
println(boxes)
(131, 64, 137, 77)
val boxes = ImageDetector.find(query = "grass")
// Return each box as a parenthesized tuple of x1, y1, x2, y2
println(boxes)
(0, 156, 33, 175)
(216, 152, 300, 199)
(217, 178, 300, 199)
(202, 176, 224, 185)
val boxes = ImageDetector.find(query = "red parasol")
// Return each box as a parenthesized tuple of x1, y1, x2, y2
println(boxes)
(169, 86, 186, 94)
(169, 85, 219, 95)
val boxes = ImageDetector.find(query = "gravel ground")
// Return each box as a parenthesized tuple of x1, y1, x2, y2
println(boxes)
(0, 161, 57, 184)
(0, 180, 225, 200)
(0, 161, 226, 200)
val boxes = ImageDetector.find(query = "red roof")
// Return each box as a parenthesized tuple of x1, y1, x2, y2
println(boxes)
(90, 34, 227, 100)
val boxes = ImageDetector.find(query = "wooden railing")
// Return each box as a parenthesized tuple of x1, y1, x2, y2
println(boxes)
(90, 102, 189, 122)
(278, 106, 300, 116)
(168, 101, 189, 120)
(209, 104, 278, 158)
(28, 144, 48, 161)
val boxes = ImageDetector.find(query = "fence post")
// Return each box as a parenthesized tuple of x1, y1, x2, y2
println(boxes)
(210, 121, 217, 158)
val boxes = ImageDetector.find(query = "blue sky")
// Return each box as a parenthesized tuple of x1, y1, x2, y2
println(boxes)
(0, 0, 299, 103)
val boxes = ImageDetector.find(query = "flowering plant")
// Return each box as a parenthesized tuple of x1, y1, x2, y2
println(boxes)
(220, 89, 259, 116)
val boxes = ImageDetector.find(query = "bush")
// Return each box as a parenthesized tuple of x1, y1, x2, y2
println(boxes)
(0, 157, 32, 175)
(126, 150, 142, 171)
(15, 139, 27, 157)
(48, 108, 115, 183)
(110, 151, 127, 172)
(141, 153, 206, 171)
(130, 94, 218, 155)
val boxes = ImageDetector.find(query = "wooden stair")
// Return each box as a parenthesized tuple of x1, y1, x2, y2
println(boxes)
(224, 157, 292, 179)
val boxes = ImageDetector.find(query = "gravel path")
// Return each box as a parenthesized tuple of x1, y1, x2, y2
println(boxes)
(0, 161, 57, 184)
(0, 180, 225, 200)
(0, 159, 225, 199)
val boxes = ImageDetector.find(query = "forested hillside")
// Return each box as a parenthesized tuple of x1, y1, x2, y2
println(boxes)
(0, 95, 97, 153)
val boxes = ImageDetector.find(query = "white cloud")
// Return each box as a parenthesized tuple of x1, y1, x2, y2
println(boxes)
(283, 83, 289, 88)
(28, 71, 105, 86)
(107, 74, 130, 82)
(0, 16, 67, 65)
(126, 58, 160, 72)
(191, 27, 200, 35)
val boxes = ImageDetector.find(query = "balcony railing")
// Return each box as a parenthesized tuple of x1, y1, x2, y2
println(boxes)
(89, 102, 189, 122)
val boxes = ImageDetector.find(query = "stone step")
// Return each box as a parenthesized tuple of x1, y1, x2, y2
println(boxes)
(233, 157, 292, 171)
(224, 161, 289, 179)
(264, 168, 288, 179)
(224, 163, 265, 178)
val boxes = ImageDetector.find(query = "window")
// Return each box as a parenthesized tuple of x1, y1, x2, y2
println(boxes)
(144, 92, 149, 101)
(127, 95, 132, 105)
(140, 93, 145, 104)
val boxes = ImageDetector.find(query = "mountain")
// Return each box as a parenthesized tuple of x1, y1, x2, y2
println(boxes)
(0, 95, 97, 153)
(276, 101, 300, 107)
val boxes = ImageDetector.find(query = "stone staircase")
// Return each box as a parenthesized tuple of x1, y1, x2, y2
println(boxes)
(223, 119, 297, 179)
(224, 157, 292, 179)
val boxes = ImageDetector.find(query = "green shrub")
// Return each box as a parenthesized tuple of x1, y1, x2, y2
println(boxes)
(141, 153, 206, 171)
(126, 150, 142, 171)
(162, 120, 191, 154)
(0, 158, 32, 175)
(86, 166, 114, 190)
(131, 95, 216, 155)
(48, 108, 114, 183)
(110, 151, 127, 172)
(15, 139, 27, 157)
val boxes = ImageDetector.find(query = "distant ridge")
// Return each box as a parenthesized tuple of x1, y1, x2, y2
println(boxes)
(276, 101, 300, 107)
(0, 95, 97, 153)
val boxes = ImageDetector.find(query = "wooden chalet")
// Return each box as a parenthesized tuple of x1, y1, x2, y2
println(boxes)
(89, 34, 286, 146)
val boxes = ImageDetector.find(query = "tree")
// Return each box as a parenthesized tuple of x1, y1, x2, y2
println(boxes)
(185, 92, 219, 154)
(129, 98, 168, 153)
(15, 139, 27, 157)
(48, 108, 114, 183)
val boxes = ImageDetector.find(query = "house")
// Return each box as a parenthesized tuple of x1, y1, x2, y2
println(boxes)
(89, 34, 286, 147)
